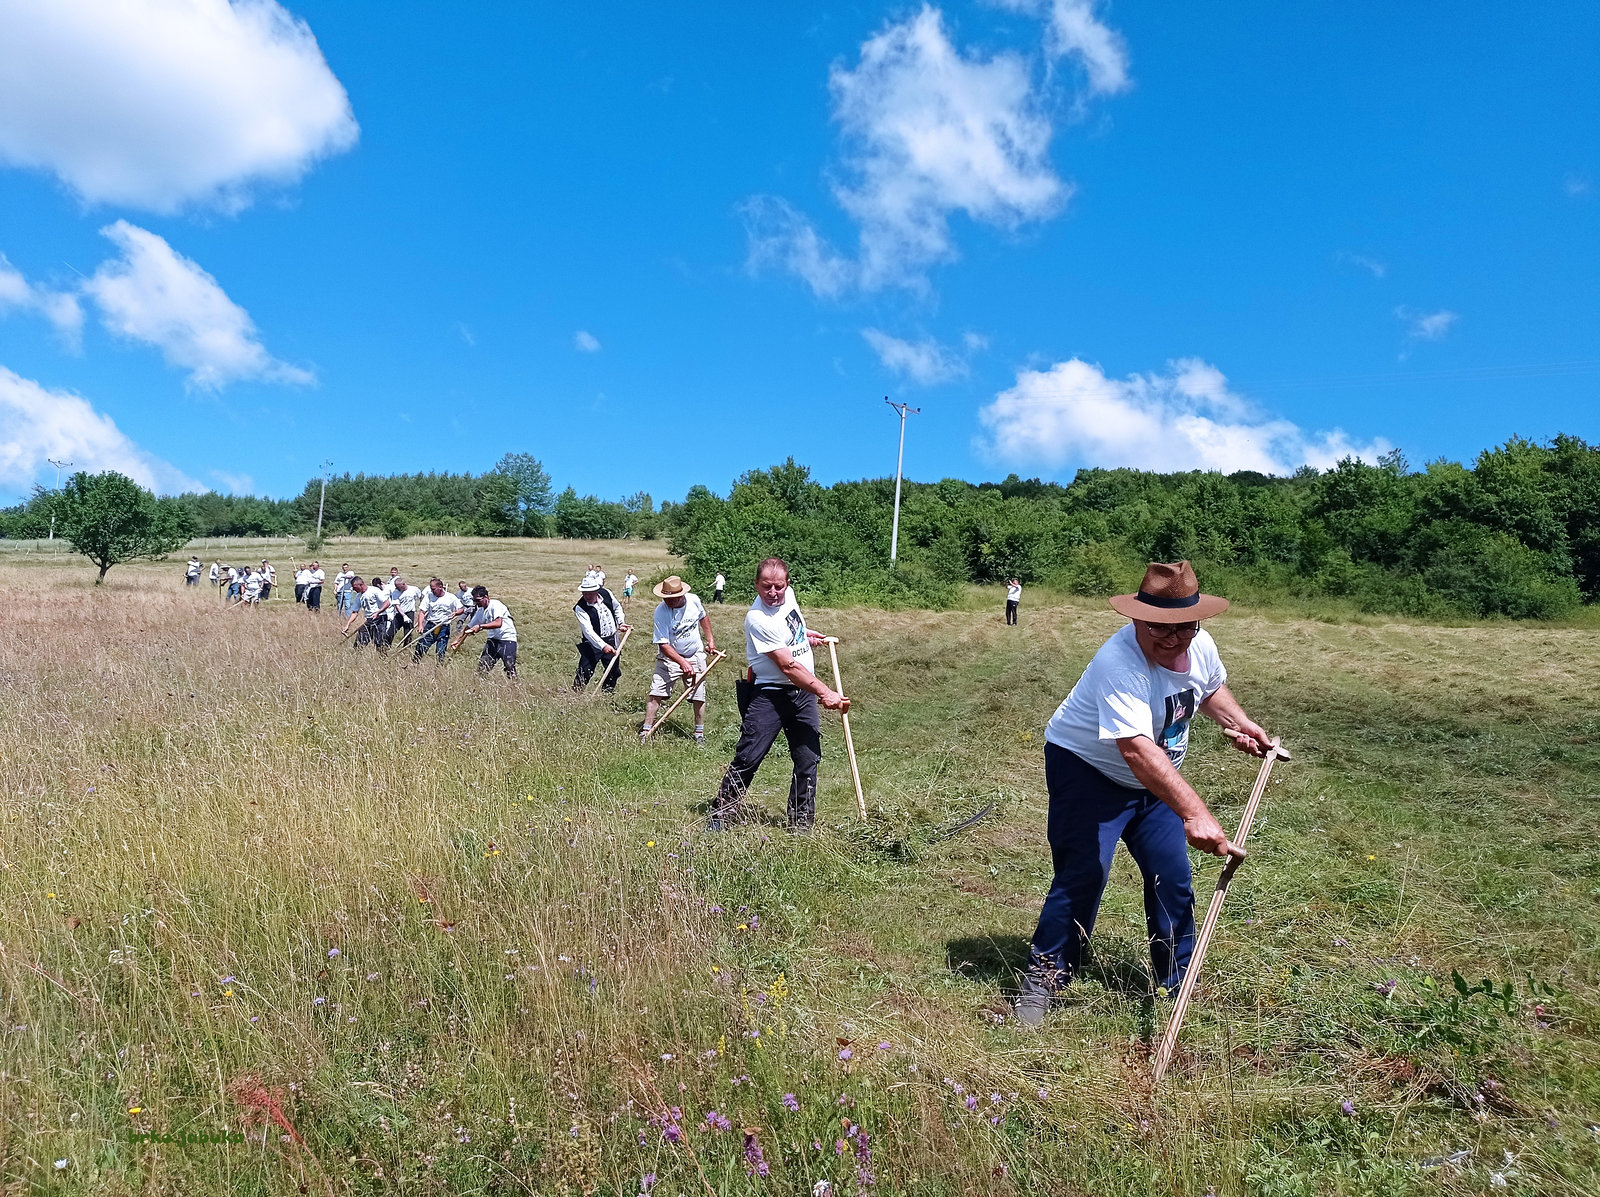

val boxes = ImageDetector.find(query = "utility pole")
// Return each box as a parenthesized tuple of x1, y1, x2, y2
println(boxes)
(315, 459, 332, 541)
(46, 457, 73, 541)
(884, 398, 920, 565)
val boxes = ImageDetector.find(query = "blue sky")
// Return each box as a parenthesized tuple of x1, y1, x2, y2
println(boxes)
(0, 1, 1595, 504)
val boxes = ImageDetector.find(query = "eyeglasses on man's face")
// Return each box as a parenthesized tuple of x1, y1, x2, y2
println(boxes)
(1140, 620, 1200, 639)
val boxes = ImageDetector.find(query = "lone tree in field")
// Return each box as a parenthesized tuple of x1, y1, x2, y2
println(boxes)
(57, 471, 192, 583)
(492, 452, 554, 535)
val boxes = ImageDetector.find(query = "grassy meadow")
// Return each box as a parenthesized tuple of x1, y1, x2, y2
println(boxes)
(2, 536, 1597, 1196)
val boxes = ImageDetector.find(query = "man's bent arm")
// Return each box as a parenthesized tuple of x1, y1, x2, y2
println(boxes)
(767, 647, 847, 711)
(1198, 685, 1272, 756)
(1115, 736, 1231, 857)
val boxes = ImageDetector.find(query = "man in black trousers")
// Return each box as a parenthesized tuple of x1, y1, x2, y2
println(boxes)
(709, 557, 849, 832)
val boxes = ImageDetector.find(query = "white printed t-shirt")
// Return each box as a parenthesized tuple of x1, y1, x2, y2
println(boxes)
(714, 573, 726, 591)
(335, 570, 355, 591)
(359, 588, 387, 620)
(295, 569, 313, 586)
(653, 594, 707, 658)
(421, 590, 463, 627)
(395, 585, 423, 616)
(469, 599, 516, 642)
(1007, 582, 1022, 602)
(187, 559, 201, 577)
(1044, 623, 1228, 789)
(744, 587, 813, 686)
(309, 568, 325, 586)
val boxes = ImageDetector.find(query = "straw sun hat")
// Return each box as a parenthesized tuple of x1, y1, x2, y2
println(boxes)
(652, 575, 689, 599)
(1108, 561, 1230, 622)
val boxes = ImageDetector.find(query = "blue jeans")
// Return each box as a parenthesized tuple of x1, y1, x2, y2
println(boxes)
(414, 623, 451, 661)
(1030, 742, 1196, 992)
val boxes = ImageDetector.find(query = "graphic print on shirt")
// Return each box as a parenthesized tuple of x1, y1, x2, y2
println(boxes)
(1159, 688, 1198, 765)
(784, 608, 806, 649)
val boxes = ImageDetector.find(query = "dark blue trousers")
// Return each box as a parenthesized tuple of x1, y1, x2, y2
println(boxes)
(1030, 742, 1196, 992)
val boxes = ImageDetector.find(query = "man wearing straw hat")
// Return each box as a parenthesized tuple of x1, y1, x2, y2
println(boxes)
(572, 576, 629, 692)
(708, 557, 847, 833)
(1014, 561, 1275, 1029)
(640, 575, 717, 745)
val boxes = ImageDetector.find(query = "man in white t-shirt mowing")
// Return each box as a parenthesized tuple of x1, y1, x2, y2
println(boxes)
(709, 557, 848, 833)
(185, 556, 202, 587)
(1005, 577, 1022, 625)
(640, 575, 717, 744)
(412, 578, 464, 664)
(455, 585, 519, 677)
(1013, 561, 1275, 1029)
(342, 577, 393, 649)
(572, 577, 629, 692)
(334, 564, 357, 615)
(260, 560, 276, 601)
(390, 577, 424, 647)
(305, 561, 326, 612)
(294, 565, 312, 604)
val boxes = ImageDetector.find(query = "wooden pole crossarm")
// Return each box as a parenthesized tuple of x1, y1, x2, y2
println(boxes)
(1151, 738, 1291, 1082)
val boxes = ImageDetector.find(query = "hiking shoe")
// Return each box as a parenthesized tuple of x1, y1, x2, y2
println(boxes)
(1013, 968, 1056, 1030)
(694, 731, 706, 746)
(639, 726, 652, 743)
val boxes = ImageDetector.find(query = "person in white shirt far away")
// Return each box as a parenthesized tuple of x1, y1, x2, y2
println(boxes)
(391, 577, 424, 647)
(334, 564, 356, 615)
(342, 577, 392, 650)
(305, 561, 326, 612)
(640, 575, 717, 745)
(454, 586, 519, 677)
(259, 560, 276, 601)
(713, 571, 726, 603)
(708, 557, 847, 832)
(622, 571, 638, 599)
(209, 560, 221, 592)
(1006, 577, 1022, 625)
(294, 565, 313, 604)
(185, 556, 202, 587)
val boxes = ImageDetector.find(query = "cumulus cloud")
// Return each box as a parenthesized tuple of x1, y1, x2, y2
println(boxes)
(746, 5, 1077, 295)
(0, 364, 198, 494)
(996, 0, 1130, 95)
(861, 328, 967, 384)
(978, 356, 1390, 475)
(84, 221, 313, 390)
(573, 330, 601, 353)
(0, 0, 358, 212)
(1396, 306, 1458, 342)
(0, 254, 83, 341)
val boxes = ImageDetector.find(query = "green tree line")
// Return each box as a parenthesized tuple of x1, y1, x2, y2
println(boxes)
(662, 435, 1600, 620)
(9, 434, 1599, 619)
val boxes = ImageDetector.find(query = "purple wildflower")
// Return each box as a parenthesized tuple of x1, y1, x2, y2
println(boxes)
(1340, 1099, 1355, 1116)
(838, 1047, 852, 1061)
(327, 948, 340, 958)
(312, 997, 325, 1006)
(743, 1130, 769, 1178)
(640, 1173, 657, 1193)
(964, 1094, 977, 1111)
(877, 1041, 890, 1051)
(706, 1110, 732, 1132)
(782, 1093, 799, 1112)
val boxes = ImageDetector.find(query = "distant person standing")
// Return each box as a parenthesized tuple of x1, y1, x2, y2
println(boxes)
(241, 567, 264, 607)
(1005, 578, 1022, 625)
(572, 577, 629, 693)
(334, 564, 356, 614)
(623, 571, 638, 599)
(455, 586, 519, 677)
(305, 561, 326, 612)
(413, 578, 462, 663)
(709, 557, 848, 832)
(225, 565, 241, 601)
(259, 560, 276, 601)
(455, 580, 473, 609)
(185, 555, 202, 587)
(293, 564, 312, 604)
(209, 560, 220, 590)
(640, 575, 716, 745)
(713, 571, 726, 604)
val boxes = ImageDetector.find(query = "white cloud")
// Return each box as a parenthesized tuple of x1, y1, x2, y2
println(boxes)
(84, 221, 313, 390)
(978, 356, 1390, 475)
(962, 330, 990, 351)
(1336, 251, 1387, 279)
(746, 4, 1080, 295)
(1396, 306, 1458, 342)
(861, 328, 967, 384)
(0, 364, 199, 494)
(573, 329, 601, 353)
(0, 0, 358, 213)
(0, 254, 83, 341)
(209, 469, 253, 494)
(1018, 0, 1131, 95)
(1563, 173, 1592, 198)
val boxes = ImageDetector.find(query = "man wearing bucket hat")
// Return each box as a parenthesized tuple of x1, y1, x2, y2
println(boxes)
(1014, 561, 1275, 1029)
(572, 574, 630, 692)
(640, 575, 717, 744)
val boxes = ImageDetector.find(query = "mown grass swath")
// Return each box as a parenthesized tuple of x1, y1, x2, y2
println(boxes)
(2, 538, 1597, 1195)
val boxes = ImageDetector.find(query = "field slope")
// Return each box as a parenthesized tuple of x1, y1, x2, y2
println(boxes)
(2, 538, 1596, 1196)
